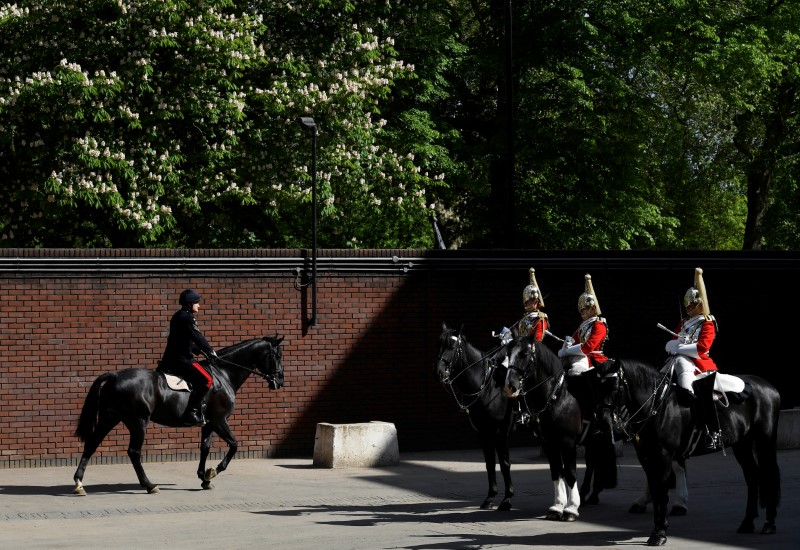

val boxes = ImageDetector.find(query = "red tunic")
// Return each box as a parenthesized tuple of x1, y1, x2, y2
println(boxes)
(571, 317, 608, 366)
(672, 317, 718, 372)
(518, 312, 548, 343)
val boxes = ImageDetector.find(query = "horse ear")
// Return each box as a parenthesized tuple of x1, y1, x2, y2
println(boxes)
(276, 336, 284, 345)
(442, 321, 449, 331)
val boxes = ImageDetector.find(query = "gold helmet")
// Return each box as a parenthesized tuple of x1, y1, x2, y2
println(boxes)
(683, 267, 710, 316)
(522, 268, 544, 307)
(577, 273, 601, 315)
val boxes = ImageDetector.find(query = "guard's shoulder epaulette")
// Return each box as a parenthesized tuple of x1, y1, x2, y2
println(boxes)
(537, 311, 548, 320)
(704, 314, 715, 322)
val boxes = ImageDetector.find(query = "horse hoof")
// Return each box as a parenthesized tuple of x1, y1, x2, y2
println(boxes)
(73, 487, 86, 496)
(480, 499, 494, 510)
(561, 512, 578, 522)
(147, 486, 160, 494)
(204, 468, 217, 482)
(760, 522, 776, 535)
(670, 506, 687, 516)
(629, 503, 647, 514)
(737, 520, 755, 534)
(647, 534, 667, 546)
(545, 511, 562, 521)
(497, 501, 512, 512)
(201, 481, 213, 490)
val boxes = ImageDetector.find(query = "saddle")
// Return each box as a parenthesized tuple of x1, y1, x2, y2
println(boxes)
(661, 360, 750, 406)
(696, 370, 751, 406)
(156, 362, 222, 393)
(163, 373, 191, 392)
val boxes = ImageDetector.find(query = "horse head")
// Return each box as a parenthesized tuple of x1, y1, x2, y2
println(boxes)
(503, 336, 563, 399)
(435, 322, 463, 384)
(259, 335, 285, 390)
(502, 336, 535, 398)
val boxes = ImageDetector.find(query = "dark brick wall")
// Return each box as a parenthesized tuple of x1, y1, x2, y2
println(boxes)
(0, 249, 795, 467)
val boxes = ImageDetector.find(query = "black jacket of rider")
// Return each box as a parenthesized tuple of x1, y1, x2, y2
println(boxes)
(161, 308, 214, 370)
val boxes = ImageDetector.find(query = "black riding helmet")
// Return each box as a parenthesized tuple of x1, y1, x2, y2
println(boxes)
(179, 289, 202, 306)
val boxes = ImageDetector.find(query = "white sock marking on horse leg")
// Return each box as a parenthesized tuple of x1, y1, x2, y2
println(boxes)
(550, 478, 567, 513)
(564, 481, 581, 516)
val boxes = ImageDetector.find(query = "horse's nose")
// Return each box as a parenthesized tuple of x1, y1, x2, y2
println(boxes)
(504, 384, 519, 398)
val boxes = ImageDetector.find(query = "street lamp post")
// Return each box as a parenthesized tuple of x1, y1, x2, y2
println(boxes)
(297, 116, 318, 326)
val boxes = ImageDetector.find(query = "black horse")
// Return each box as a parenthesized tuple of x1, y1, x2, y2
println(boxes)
(597, 359, 781, 546)
(434, 323, 516, 510)
(503, 335, 617, 521)
(73, 336, 284, 495)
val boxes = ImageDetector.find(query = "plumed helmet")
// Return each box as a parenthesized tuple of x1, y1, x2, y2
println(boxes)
(179, 289, 202, 306)
(522, 268, 544, 307)
(577, 273, 601, 315)
(683, 268, 710, 316)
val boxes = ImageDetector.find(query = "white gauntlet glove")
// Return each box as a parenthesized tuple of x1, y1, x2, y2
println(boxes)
(675, 343, 700, 359)
(493, 327, 513, 345)
(665, 339, 679, 355)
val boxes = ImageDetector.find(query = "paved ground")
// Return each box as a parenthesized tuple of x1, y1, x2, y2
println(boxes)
(1, 444, 798, 549)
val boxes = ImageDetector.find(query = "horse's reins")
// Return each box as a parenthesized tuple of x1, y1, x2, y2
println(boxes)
(440, 334, 503, 412)
(615, 364, 672, 441)
(506, 343, 564, 416)
(214, 349, 278, 385)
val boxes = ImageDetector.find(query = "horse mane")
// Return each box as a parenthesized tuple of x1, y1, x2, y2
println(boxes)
(619, 358, 662, 388)
(507, 335, 562, 378)
(533, 339, 563, 377)
(220, 336, 281, 356)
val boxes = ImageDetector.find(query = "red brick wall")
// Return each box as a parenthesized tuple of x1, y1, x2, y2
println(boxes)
(0, 249, 476, 468)
(0, 249, 795, 468)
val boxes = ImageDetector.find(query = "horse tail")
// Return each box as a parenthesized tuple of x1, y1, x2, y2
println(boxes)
(74, 373, 115, 442)
(756, 390, 782, 510)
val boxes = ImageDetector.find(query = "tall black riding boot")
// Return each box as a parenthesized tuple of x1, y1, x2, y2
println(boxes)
(694, 373, 722, 452)
(182, 386, 209, 427)
(567, 372, 599, 431)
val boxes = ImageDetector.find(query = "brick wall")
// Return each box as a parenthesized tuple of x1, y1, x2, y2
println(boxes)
(0, 249, 795, 468)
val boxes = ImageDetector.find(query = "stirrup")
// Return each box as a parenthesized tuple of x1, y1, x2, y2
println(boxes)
(516, 412, 531, 426)
(702, 431, 723, 451)
(182, 408, 206, 427)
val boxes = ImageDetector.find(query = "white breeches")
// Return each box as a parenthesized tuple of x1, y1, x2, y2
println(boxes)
(674, 356, 699, 393)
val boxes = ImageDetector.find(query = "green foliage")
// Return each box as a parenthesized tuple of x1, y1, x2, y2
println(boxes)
(0, 0, 442, 247)
(0, 0, 798, 250)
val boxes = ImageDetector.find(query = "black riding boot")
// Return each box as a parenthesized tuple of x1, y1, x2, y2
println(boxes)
(182, 386, 209, 427)
(694, 373, 722, 452)
(567, 372, 601, 432)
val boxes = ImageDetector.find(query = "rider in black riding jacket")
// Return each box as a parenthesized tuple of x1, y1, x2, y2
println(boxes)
(160, 289, 217, 426)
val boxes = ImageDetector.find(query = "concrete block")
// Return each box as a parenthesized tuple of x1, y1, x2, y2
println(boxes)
(313, 421, 399, 468)
(778, 409, 800, 450)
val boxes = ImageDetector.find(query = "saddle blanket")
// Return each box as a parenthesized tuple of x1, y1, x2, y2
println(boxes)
(696, 371, 745, 395)
(164, 374, 190, 392)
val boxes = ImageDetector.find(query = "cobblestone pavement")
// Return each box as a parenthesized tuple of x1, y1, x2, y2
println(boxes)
(1, 445, 798, 549)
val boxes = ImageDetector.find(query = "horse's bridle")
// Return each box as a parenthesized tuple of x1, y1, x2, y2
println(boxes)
(215, 342, 281, 385)
(438, 334, 501, 412)
(613, 362, 671, 441)
(506, 342, 565, 416)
